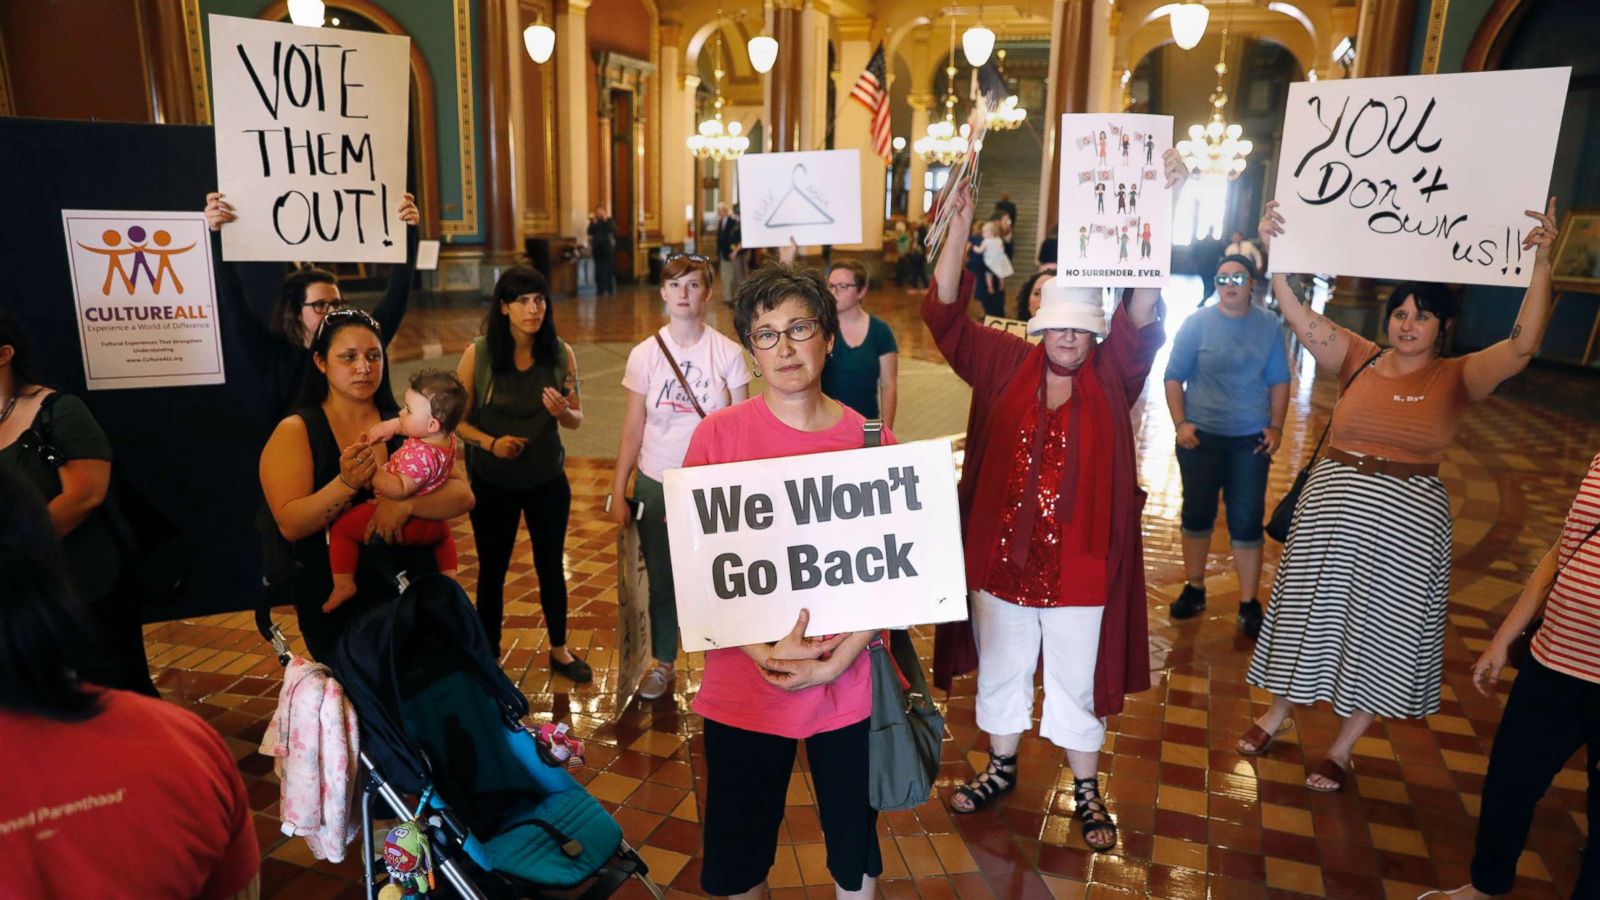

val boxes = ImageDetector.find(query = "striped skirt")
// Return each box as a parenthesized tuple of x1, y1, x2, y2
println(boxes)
(1246, 457, 1452, 719)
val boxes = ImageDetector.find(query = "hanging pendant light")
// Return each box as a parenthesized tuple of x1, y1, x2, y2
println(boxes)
(1170, 2, 1209, 51)
(1175, 5, 1251, 180)
(287, 0, 325, 27)
(523, 15, 555, 64)
(747, 33, 778, 74)
(962, 23, 995, 67)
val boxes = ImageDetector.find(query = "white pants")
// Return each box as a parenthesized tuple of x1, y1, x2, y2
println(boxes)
(971, 590, 1106, 752)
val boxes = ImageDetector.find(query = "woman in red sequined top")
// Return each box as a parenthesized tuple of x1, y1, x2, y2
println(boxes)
(923, 161, 1180, 850)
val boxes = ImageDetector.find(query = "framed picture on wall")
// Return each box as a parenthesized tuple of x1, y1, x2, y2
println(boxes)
(1551, 209, 1600, 291)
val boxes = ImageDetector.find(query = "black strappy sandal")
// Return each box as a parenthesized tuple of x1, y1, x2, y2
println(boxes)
(949, 752, 1018, 814)
(1073, 777, 1118, 852)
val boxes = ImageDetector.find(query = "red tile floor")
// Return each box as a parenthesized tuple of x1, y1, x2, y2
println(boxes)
(142, 279, 1600, 898)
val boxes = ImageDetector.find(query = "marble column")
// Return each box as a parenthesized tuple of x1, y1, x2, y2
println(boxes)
(555, 0, 593, 240)
(833, 17, 882, 250)
(797, 0, 832, 152)
(479, 0, 519, 258)
(137, 0, 199, 124)
(1325, 0, 1418, 337)
(658, 24, 691, 246)
(1034, 0, 1094, 252)
(904, 28, 932, 222)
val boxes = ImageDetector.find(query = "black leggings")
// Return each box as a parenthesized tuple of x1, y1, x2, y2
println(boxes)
(1471, 656, 1600, 896)
(701, 717, 881, 895)
(467, 474, 571, 654)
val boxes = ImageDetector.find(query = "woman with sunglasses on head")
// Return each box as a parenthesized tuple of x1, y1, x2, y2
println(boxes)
(0, 310, 156, 695)
(204, 190, 420, 415)
(1238, 199, 1559, 793)
(455, 267, 589, 678)
(1163, 254, 1289, 638)
(259, 309, 475, 661)
(608, 254, 750, 700)
(923, 150, 1184, 850)
(685, 263, 893, 900)
(821, 260, 899, 427)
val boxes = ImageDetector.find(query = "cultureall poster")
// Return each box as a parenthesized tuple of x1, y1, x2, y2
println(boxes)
(1054, 113, 1175, 288)
(1269, 67, 1570, 286)
(60, 210, 223, 391)
(208, 14, 411, 263)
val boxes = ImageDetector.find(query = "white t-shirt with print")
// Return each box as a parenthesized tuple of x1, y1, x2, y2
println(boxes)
(623, 325, 752, 480)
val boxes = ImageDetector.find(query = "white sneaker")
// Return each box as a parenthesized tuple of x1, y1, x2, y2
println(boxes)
(637, 664, 674, 701)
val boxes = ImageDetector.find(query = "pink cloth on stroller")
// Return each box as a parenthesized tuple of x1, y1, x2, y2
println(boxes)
(260, 656, 361, 861)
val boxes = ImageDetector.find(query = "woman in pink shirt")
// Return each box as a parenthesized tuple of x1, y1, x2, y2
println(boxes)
(682, 263, 891, 899)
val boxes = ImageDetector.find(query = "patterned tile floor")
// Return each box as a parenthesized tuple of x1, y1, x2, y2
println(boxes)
(140, 277, 1600, 898)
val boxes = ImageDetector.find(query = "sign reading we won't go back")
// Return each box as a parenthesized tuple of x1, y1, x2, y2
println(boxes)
(1269, 67, 1570, 287)
(209, 15, 410, 263)
(664, 441, 968, 649)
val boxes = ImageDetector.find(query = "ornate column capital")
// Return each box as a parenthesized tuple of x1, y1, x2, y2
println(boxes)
(554, 0, 591, 17)
(836, 16, 873, 42)
(907, 92, 935, 113)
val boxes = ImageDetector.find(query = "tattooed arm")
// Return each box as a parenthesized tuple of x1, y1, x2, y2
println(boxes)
(1258, 200, 1351, 373)
(259, 415, 365, 542)
(1462, 198, 1559, 402)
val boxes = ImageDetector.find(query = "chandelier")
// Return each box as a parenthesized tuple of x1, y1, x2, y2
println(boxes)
(915, 63, 970, 166)
(687, 31, 748, 162)
(985, 49, 1026, 132)
(1176, 11, 1251, 179)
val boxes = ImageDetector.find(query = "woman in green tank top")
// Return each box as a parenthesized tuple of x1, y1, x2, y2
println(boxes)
(455, 266, 590, 681)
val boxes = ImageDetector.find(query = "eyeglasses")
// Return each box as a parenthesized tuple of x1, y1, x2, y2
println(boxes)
(827, 281, 862, 293)
(1214, 273, 1251, 286)
(746, 318, 821, 350)
(18, 429, 65, 468)
(304, 298, 347, 315)
(313, 307, 382, 344)
(667, 253, 711, 264)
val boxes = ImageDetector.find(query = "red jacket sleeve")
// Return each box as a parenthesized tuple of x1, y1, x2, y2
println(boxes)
(920, 273, 1034, 398)
(1098, 296, 1166, 410)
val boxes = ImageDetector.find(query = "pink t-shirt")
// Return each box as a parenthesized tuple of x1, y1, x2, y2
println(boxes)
(682, 395, 894, 739)
(387, 437, 455, 496)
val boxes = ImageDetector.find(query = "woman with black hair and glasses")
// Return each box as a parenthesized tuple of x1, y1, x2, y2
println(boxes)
(1162, 254, 1289, 638)
(0, 310, 155, 695)
(455, 267, 589, 678)
(204, 190, 420, 415)
(0, 468, 260, 900)
(609, 253, 749, 700)
(260, 308, 475, 661)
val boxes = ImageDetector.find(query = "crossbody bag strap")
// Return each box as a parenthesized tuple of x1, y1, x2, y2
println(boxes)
(1303, 349, 1383, 468)
(1555, 517, 1600, 580)
(654, 333, 707, 419)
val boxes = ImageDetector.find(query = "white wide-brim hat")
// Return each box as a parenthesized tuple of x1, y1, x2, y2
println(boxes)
(1027, 279, 1108, 337)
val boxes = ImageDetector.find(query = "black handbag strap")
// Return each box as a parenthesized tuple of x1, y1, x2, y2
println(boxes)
(1302, 349, 1383, 470)
(1555, 517, 1600, 581)
(653, 333, 707, 419)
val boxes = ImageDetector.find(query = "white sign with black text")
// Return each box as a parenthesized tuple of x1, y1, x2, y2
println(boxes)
(1269, 67, 1570, 286)
(664, 440, 967, 649)
(209, 14, 411, 263)
(1054, 113, 1174, 287)
(736, 150, 864, 249)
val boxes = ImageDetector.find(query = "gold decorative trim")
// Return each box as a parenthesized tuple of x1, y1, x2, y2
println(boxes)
(182, 0, 212, 123)
(0, 24, 13, 117)
(1421, 0, 1450, 74)
(441, 0, 480, 237)
(518, 0, 560, 237)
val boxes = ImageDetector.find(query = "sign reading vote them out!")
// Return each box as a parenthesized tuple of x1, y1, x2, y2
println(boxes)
(664, 441, 968, 649)
(1269, 67, 1570, 287)
(209, 15, 410, 263)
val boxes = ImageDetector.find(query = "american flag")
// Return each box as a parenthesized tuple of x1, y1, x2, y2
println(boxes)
(850, 43, 892, 163)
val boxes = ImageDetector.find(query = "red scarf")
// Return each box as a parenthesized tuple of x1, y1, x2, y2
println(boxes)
(967, 345, 1114, 587)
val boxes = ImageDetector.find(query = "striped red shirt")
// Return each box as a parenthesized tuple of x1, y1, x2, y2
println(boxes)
(1531, 452, 1600, 684)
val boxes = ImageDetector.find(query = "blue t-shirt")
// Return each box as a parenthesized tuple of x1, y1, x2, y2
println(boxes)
(1163, 305, 1290, 436)
(821, 314, 898, 420)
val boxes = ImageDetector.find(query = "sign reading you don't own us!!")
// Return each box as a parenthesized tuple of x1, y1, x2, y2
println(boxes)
(209, 15, 410, 263)
(664, 441, 968, 649)
(1269, 67, 1570, 287)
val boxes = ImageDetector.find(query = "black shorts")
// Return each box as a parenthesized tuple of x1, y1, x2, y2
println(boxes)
(700, 716, 882, 895)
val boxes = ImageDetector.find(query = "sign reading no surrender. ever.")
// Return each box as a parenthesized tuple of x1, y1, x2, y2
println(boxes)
(664, 441, 968, 649)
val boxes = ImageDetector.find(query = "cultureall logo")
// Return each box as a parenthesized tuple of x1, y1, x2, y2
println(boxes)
(75, 225, 195, 296)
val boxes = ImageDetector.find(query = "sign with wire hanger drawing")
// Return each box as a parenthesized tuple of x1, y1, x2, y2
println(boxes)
(1269, 67, 1570, 287)
(736, 150, 864, 248)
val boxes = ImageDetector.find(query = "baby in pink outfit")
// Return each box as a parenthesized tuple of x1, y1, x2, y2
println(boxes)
(326, 370, 467, 612)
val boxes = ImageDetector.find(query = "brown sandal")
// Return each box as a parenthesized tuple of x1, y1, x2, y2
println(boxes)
(1306, 757, 1350, 792)
(1237, 719, 1293, 756)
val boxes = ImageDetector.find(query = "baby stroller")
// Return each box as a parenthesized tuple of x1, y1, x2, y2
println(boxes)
(258, 565, 662, 898)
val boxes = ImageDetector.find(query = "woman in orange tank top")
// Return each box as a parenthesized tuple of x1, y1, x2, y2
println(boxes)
(1234, 198, 1560, 793)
